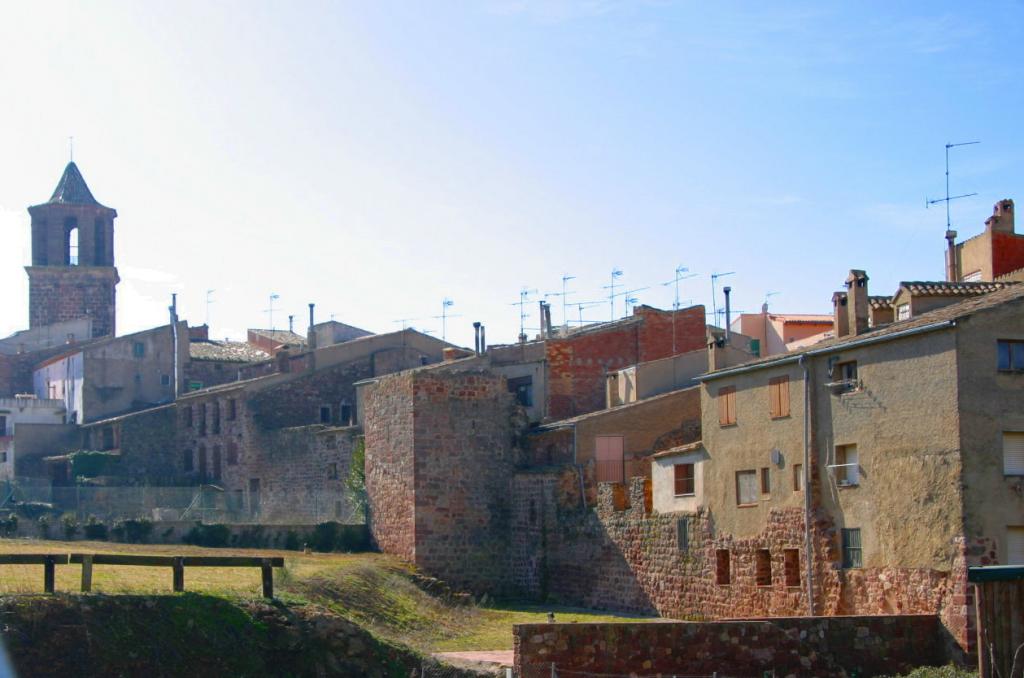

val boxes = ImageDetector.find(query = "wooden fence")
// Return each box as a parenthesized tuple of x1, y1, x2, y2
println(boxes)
(970, 565, 1024, 678)
(0, 553, 284, 598)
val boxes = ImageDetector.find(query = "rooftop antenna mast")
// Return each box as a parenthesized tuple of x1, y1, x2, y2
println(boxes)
(764, 291, 779, 309)
(393, 316, 426, 331)
(573, 301, 605, 327)
(711, 272, 735, 326)
(511, 288, 538, 342)
(620, 286, 650, 316)
(662, 266, 697, 354)
(604, 269, 623, 320)
(205, 289, 215, 326)
(68, 136, 74, 162)
(927, 141, 980, 231)
(429, 298, 460, 342)
(265, 293, 280, 331)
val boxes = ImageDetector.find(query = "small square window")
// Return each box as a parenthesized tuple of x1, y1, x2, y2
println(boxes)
(760, 467, 770, 496)
(998, 340, 1024, 372)
(677, 517, 690, 552)
(784, 548, 801, 586)
(755, 549, 772, 586)
(835, 444, 859, 486)
(132, 342, 145, 358)
(736, 469, 758, 505)
(793, 463, 803, 491)
(674, 463, 695, 496)
(841, 528, 862, 568)
(328, 462, 339, 480)
(319, 406, 332, 424)
(161, 374, 170, 387)
(716, 549, 731, 585)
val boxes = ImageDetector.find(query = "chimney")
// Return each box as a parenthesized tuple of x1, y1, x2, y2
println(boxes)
(832, 291, 849, 338)
(544, 302, 553, 338)
(538, 301, 547, 339)
(845, 270, 869, 336)
(723, 286, 732, 342)
(307, 303, 317, 351)
(276, 349, 291, 374)
(986, 199, 1015, 234)
(169, 293, 180, 399)
(288, 315, 294, 334)
(945, 229, 959, 281)
(473, 322, 482, 354)
(480, 325, 487, 353)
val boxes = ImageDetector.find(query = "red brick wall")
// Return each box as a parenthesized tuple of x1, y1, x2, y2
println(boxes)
(545, 306, 706, 420)
(992, 231, 1024, 278)
(514, 614, 947, 677)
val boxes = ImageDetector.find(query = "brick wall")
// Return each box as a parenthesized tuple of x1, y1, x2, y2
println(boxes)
(514, 614, 948, 677)
(248, 360, 369, 430)
(545, 305, 706, 419)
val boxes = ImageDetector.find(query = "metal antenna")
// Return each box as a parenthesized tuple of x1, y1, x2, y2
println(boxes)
(393, 316, 426, 331)
(510, 288, 538, 341)
(68, 136, 74, 162)
(606, 269, 623, 320)
(620, 286, 650, 316)
(711, 272, 735, 326)
(205, 289, 215, 326)
(544, 274, 576, 332)
(573, 301, 605, 328)
(428, 298, 460, 342)
(661, 266, 697, 311)
(927, 141, 980, 231)
(264, 293, 280, 330)
(764, 291, 779, 308)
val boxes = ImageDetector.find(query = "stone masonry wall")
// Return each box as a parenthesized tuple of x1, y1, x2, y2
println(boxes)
(514, 615, 948, 678)
(27, 267, 117, 338)
(364, 371, 416, 560)
(248, 360, 370, 430)
(411, 368, 524, 595)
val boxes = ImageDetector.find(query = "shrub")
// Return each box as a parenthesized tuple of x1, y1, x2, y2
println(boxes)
(283, 530, 301, 551)
(83, 516, 108, 541)
(67, 450, 120, 478)
(113, 517, 153, 544)
(37, 515, 51, 539)
(0, 514, 17, 537)
(183, 522, 230, 548)
(309, 521, 370, 552)
(344, 439, 368, 521)
(61, 513, 80, 540)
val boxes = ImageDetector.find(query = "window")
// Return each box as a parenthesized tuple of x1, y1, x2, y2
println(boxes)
(319, 405, 332, 424)
(793, 463, 803, 492)
(0, 452, 6, 463)
(783, 548, 801, 586)
(101, 426, 115, 450)
(508, 376, 534, 408)
(718, 386, 737, 426)
(755, 549, 772, 586)
(198, 445, 208, 480)
(837, 360, 858, 382)
(161, 374, 171, 387)
(595, 435, 624, 483)
(736, 469, 758, 506)
(132, 342, 145, 358)
(212, 402, 221, 434)
(998, 340, 1024, 372)
(896, 303, 910, 321)
(1003, 432, 1024, 475)
(184, 406, 193, 428)
(227, 399, 237, 420)
(65, 218, 79, 265)
(328, 462, 339, 480)
(677, 517, 690, 552)
(226, 440, 238, 466)
(674, 463, 695, 496)
(340, 403, 352, 425)
(212, 445, 222, 481)
(198, 403, 207, 436)
(0, 415, 7, 436)
(760, 467, 771, 497)
(841, 528, 862, 568)
(768, 376, 790, 419)
(1008, 527, 1024, 565)
(835, 444, 859, 486)
(716, 550, 731, 585)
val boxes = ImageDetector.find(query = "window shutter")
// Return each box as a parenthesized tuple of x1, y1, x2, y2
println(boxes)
(719, 387, 736, 425)
(1004, 433, 1024, 475)
(779, 377, 790, 417)
(1008, 527, 1024, 565)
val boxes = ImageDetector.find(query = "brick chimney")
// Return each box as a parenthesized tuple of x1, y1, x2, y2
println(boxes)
(845, 270, 869, 336)
(832, 291, 849, 338)
(986, 199, 1015, 234)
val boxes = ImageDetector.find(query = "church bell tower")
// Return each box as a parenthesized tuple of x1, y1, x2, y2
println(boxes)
(25, 162, 119, 338)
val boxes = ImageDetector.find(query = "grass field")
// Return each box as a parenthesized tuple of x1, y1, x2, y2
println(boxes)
(0, 538, 649, 652)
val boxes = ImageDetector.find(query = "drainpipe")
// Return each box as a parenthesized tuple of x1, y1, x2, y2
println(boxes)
(169, 293, 179, 400)
(473, 322, 481, 354)
(480, 325, 486, 353)
(800, 353, 814, 616)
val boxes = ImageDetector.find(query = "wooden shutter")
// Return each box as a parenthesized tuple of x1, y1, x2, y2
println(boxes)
(595, 435, 624, 483)
(1008, 527, 1024, 565)
(769, 376, 790, 418)
(719, 386, 736, 425)
(1004, 433, 1024, 475)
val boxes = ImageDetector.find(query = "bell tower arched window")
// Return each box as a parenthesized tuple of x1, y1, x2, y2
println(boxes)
(64, 217, 79, 265)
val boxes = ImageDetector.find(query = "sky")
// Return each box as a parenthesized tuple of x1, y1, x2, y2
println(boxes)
(1, 1, 1023, 349)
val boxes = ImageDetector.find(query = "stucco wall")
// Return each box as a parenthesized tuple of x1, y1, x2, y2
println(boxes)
(651, 446, 706, 513)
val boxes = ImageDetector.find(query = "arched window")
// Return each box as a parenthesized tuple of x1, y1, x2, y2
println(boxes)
(93, 218, 106, 266)
(64, 217, 79, 265)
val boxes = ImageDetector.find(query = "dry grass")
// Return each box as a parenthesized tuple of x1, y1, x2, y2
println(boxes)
(0, 538, 380, 596)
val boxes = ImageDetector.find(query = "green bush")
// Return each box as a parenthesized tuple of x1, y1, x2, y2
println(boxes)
(344, 438, 368, 521)
(283, 530, 301, 551)
(235, 525, 268, 549)
(112, 517, 153, 544)
(309, 521, 370, 552)
(83, 516, 109, 540)
(68, 450, 120, 478)
(183, 522, 231, 548)
(37, 515, 51, 539)
(0, 514, 17, 537)
(61, 513, 79, 540)
(879, 666, 976, 678)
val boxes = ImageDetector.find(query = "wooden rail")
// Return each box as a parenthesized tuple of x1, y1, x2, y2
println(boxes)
(0, 554, 70, 593)
(68, 554, 285, 598)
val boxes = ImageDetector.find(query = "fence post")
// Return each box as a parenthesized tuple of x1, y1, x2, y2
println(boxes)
(172, 556, 184, 592)
(81, 555, 93, 592)
(261, 558, 273, 599)
(551, 662, 556, 678)
(43, 555, 56, 593)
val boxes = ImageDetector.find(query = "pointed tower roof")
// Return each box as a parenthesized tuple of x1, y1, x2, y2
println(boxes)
(44, 162, 108, 208)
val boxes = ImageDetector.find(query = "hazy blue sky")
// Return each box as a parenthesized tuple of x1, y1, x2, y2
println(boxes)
(1, 1, 1023, 348)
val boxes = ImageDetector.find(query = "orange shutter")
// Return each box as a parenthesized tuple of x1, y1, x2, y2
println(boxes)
(718, 386, 736, 425)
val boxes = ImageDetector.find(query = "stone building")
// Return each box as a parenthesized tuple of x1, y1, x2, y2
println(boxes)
(0, 395, 69, 480)
(185, 325, 270, 390)
(25, 162, 118, 338)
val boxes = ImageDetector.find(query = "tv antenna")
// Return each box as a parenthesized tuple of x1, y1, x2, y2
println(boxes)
(764, 291, 779, 309)
(544, 274, 576, 331)
(619, 286, 650, 316)
(662, 265, 697, 311)
(711, 272, 735, 326)
(605, 269, 623, 320)
(264, 293, 280, 330)
(393, 316, 426, 331)
(429, 298, 461, 342)
(573, 301, 605, 327)
(205, 289, 215, 326)
(510, 288, 538, 341)
(927, 141, 980, 233)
